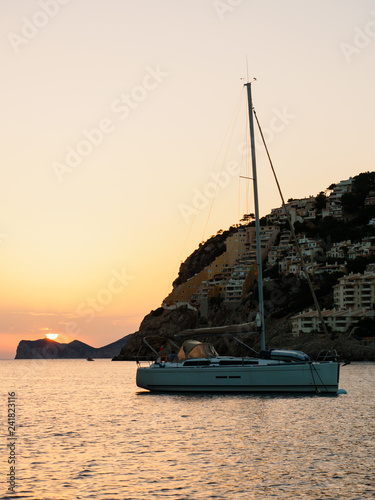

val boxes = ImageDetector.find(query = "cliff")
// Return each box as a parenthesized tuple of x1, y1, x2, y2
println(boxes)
(15, 334, 131, 359)
(113, 306, 198, 360)
(172, 227, 237, 287)
(113, 305, 375, 361)
(113, 173, 375, 362)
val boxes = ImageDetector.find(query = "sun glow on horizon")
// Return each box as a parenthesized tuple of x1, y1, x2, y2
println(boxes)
(45, 333, 59, 340)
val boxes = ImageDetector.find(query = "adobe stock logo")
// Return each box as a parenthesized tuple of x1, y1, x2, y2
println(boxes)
(7, 0, 73, 54)
(51, 65, 169, 183)
(213, 0, 244, 20)
(179, 106, 295, 225)
(340, 11, 375, 63)
(65, 267, 134, 336)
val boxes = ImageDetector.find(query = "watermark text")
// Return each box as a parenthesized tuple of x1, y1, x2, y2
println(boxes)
(52, 65, 168, 182)
(7, 0, 73, 54)
(7, 392, 17, 494)
(340, 11, 375, 63)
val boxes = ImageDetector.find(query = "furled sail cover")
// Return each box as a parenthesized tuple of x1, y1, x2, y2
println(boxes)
(176, 340, 219, 361)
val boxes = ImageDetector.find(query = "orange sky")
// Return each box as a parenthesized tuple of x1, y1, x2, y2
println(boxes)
(1, 0, 375, 358)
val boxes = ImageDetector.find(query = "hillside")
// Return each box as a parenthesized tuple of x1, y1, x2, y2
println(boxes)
(114, 172, 375, 362)
(172, 226, 237, 287)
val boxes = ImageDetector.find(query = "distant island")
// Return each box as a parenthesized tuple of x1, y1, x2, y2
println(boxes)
(16, 172, 375, 362)
(15, 335, 131, 359)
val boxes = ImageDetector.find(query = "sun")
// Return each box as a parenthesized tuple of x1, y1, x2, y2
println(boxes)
(45, 333, 59, 340)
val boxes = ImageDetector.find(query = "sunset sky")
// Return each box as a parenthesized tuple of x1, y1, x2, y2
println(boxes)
(1, 0, 375, 358)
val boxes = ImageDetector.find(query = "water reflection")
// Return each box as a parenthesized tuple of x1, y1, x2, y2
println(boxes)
(0, 360, 373, 499)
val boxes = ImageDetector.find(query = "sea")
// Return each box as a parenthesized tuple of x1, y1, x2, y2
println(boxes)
(0, 359, 374, 500)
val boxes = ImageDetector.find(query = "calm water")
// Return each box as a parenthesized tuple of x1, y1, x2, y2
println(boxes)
(0, 360, 374, 500)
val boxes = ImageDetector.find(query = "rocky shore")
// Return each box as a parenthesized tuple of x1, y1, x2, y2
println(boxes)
(112, 305, 375, 362)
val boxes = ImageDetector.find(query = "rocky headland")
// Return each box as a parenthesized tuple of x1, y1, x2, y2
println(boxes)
(15, 172, 375, 362)
(113, 172, 375, 362)
(15, 334, 131, 359)
(112, 304, 375, 362)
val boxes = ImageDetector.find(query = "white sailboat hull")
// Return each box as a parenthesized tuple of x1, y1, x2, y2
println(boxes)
(135, 83, 344, 396)
(136, 361, 340, 393)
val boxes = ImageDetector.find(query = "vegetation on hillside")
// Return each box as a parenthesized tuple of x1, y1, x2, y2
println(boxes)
(294, 171, 375, 243)
(174, 172, 375, 289)
(173, 226, 239, 287)
(115, 174, 375, 361)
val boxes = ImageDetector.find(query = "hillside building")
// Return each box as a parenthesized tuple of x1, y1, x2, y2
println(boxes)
(291, 307, 375, 334)
(165, 225, 279, 309)
(333, 269, 375, 310)
(292, 265, 375, 334)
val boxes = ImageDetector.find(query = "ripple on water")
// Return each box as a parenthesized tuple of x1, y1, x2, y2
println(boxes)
(1, 360, 374, 499)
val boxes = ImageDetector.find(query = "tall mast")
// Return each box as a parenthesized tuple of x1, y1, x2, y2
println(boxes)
(245, 82, 265, 351)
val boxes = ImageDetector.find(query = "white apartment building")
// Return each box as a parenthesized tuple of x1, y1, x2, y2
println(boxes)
(224, 262, 252, 304)
(321, 177, 353, 219)
(315, 263, 347, 275)
(288, 261, 321, 277)
(298, 237, 324, 260)
(278, 231, 291, 249)
(291, 307, 375, 334)
(347, 241, 375, 260)
(268, 248, 278, 266)
(267, 197, 315, 225)
(327, 241, 351, 259)
(292, 265, 375, 334)
(329, 178, 353, 202)
(333, 270, 375, 310)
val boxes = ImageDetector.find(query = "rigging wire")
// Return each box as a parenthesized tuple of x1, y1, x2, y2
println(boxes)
(239, 114, 250, 221)
(201, 87, 245, 243)
(164, 87, 245, 299)
(252, 106, 331, 341)
(310, 362, 330, 393)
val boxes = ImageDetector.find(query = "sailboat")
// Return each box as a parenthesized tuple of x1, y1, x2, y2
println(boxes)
(136, 82, 341, 394)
